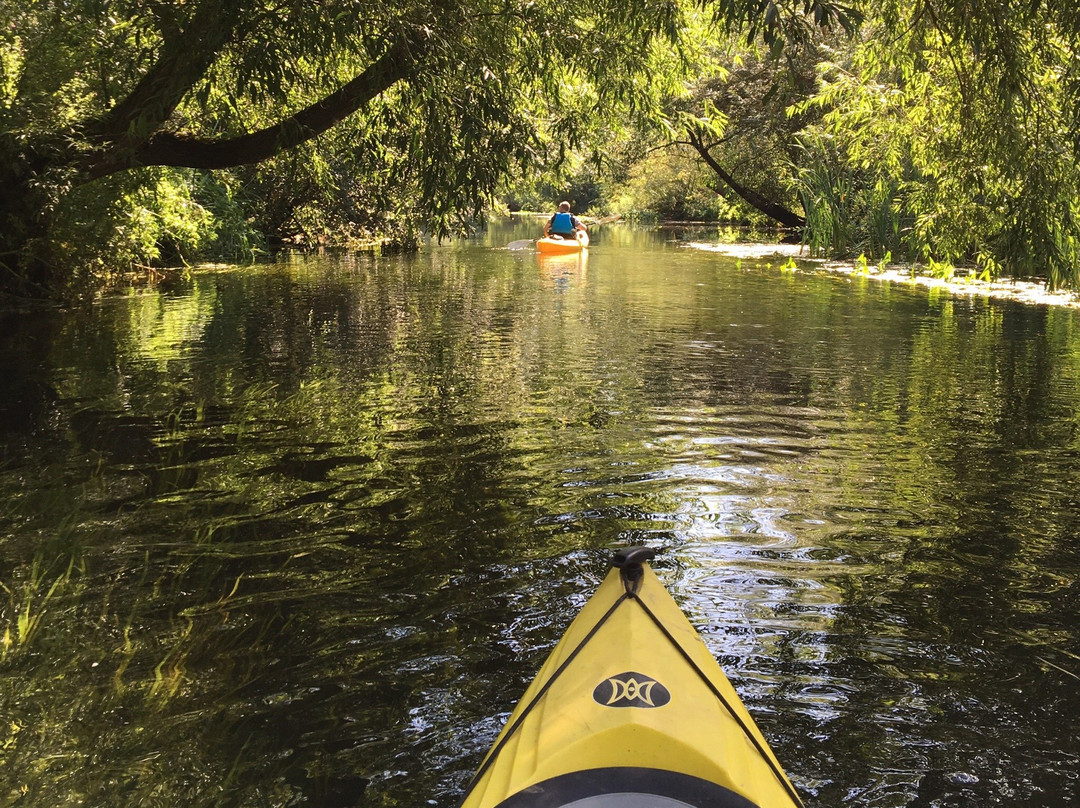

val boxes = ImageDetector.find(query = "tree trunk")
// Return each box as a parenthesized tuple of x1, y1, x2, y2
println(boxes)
(0, 139, 68, 299)
(686, 131, 806, 230)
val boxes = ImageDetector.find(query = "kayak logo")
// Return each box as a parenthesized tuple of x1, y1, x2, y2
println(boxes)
(593, 672, 670, 708)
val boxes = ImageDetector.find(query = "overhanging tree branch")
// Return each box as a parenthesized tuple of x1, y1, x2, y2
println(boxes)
(85, 34, 426, 179)
(686, 128, 806, 229)
(89, 0, 247, 147)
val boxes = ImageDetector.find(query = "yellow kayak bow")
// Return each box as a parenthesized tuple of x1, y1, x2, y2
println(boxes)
(458, 547, 804, 808)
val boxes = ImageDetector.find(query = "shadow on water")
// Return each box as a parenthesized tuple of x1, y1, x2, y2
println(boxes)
(2, 224, 1080, 806)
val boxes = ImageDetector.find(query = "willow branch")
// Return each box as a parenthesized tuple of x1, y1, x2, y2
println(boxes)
(85, 34, 425, 179)
(686, 128, 805, 229)
(89, 0, 246, 147)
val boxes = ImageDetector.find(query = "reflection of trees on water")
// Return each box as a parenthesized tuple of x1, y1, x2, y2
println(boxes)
(2, 249, 1080, 806)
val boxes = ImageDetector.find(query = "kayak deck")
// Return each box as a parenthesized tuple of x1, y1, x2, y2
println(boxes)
(458, 548, 803, 808)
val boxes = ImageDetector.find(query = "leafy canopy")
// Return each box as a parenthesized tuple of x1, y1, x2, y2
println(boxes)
(787, 0, 1080, 287)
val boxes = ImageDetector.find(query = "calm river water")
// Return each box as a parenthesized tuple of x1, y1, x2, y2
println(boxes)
(2, 220, 1079, 807)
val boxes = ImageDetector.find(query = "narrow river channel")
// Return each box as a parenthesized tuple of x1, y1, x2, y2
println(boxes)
(2, 220, 1079, 807)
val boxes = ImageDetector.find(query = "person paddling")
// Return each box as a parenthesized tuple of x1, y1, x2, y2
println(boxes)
(544, 201, 588, 239)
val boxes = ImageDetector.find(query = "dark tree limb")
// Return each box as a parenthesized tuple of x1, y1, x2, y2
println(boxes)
(84, 34, 425, 179)
(685, 129, 806, 229)
(88, 0, 246, 148)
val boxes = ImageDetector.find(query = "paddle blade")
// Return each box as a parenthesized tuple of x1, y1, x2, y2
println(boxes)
(506, 239, 537, 251)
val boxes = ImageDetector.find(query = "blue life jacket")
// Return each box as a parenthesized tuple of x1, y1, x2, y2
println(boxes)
(550, 211, 575, 236)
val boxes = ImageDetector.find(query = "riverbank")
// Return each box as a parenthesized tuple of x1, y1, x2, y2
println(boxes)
(683, 241, 1080, 309)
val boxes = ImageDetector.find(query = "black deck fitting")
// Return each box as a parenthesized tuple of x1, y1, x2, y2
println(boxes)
(612, 546, 656, 595)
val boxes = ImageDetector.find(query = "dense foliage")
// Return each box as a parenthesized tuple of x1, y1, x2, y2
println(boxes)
(789, 0, 1080, 288)
(3, 0, 1080, 296)
(617, 0, 1080, 288)
(2, 0, 850, 300)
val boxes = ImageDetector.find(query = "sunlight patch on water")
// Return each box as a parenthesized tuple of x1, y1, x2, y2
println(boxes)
(684, 240, 1080, 309)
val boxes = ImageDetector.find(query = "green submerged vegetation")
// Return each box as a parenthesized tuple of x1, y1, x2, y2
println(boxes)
(2, 0, 1080, 300)
(3, 240, 1080, 805)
